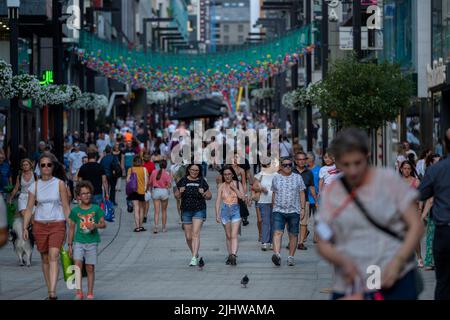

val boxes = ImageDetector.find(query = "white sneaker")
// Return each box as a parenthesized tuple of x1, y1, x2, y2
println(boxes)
(261, 243, 268, 251)
(189, 256, 198, 267)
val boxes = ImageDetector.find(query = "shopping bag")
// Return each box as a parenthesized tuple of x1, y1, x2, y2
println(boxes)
(60, 246, 74, 282)
(101, 198, 115, 222)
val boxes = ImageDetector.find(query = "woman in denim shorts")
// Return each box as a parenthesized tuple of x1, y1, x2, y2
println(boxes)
(175, 164, 212, 267)
(215, 166, 245, 266)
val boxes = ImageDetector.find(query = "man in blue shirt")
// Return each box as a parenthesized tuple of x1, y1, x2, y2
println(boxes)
(307, 152, 320, 243)
(419, 128, 450, 300)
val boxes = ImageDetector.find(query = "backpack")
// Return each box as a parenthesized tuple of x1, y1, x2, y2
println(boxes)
(111, 157, 122, 179)
(126, 169, 138, 196)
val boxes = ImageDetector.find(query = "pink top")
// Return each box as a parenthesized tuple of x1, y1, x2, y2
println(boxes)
(149, 169, 172, 189)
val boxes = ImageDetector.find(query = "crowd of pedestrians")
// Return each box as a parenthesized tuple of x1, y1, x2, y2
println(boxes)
(1, 109, 449, 301)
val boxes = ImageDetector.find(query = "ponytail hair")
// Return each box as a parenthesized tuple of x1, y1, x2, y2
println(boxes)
(156, 159, 167, 180)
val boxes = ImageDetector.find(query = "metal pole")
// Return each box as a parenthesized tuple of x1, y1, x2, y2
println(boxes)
(53, 0, 64, 162)
(306, 0, 313, 152)
(8, 3, 20, 180)
(353, 0, 362, 59)
(321, 0, 329, 153)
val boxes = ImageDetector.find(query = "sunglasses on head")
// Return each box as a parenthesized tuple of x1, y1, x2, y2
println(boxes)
(40, 163, 53, 168)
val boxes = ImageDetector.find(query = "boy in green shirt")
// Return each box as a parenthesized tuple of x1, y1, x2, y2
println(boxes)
(68, 181, 106, 300)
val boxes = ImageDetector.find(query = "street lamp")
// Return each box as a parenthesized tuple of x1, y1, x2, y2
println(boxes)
(7, 0, 20, 180)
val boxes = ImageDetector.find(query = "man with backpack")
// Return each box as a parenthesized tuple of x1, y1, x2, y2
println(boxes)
(100, 146, 120, 206)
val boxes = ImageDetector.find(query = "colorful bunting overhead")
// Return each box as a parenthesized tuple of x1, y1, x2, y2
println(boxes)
(76, 25, 314, 95)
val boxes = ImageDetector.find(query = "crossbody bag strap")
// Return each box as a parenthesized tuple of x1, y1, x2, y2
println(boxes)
(34, 181, 38, 207)
(340, 176, 404, 242)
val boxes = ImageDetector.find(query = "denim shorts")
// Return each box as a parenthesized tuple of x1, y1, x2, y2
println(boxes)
(73, 242, 98, 265)
(220, 203, 241, 225)
(272, 211, 300, 236)
(181, 210, 207, 224)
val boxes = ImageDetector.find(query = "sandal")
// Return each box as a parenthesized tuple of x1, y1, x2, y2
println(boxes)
(46, 291, 58, 300)
(139, 227, 147, 232)
(133, 228, 141, 233)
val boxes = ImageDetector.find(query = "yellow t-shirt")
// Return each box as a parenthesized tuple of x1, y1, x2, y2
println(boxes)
(128, 166, 146, 195)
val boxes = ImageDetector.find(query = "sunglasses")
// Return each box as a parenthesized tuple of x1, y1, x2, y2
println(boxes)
(282, 163, 292, 168)
(40, 163, 53, 168)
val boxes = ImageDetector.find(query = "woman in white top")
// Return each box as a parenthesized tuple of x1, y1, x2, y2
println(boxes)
(318, 152, 340, 194)
(315, 129, 424, 300)
(253, 162, 278, 251)
(8, 159, 36, 213)
(23, 152, 71, 300)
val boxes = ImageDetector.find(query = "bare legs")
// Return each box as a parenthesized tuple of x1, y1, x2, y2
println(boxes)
(161, 199, 169, 232)
(183, 219, 203, 258)
(223, 221, 240, 256)
(41, 247, 60, 298)
(153, 199, 161, 233)
(74, 261, 95, 296)
(133, 200, 145, 230)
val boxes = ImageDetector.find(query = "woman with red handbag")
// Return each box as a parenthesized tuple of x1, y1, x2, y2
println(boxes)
(315, 128, 424, 300)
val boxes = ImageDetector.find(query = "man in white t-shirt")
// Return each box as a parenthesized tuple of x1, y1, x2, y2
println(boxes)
(280, 137, 293, 158)
(68, 143, 87, 179)
(96, 133, 109, 154)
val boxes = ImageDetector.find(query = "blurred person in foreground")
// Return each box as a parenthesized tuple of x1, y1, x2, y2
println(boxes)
(315, 128, 424, 300)
(419, 129, 450, 300)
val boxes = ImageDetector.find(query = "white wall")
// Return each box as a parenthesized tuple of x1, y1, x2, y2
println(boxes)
(414, 0, 431, 98)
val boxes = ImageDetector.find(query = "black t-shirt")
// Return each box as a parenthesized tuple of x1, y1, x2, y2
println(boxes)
(136, 133, 149, 144)
(78, 162, 106, 196)
(176, 177, 209, 212)
(293, 167, 314, 203)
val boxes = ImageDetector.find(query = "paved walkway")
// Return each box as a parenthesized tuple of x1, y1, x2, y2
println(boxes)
(0, 172, 436, 300)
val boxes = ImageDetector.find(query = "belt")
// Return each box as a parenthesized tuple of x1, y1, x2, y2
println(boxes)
(34, 220, 65, 225)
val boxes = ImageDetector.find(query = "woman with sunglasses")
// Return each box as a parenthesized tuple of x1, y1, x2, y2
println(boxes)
(216, 165, 246, 265)
(22, 153, 71, 300)
(175, 164, 212, 267)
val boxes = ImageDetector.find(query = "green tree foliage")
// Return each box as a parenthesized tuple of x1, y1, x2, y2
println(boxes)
(310, 55, 414, 129)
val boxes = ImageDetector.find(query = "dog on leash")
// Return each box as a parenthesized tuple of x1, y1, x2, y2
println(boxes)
(11, 216, 34, 267)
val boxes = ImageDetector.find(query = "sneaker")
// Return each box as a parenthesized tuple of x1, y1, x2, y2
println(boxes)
(261, 243, 268, 251)
(272, 254, 281, 266)
(225, 255, 232, 265)
(189, 257, 198, 267)
(269, 243, 273, 250)
(242, 218, 249, 226)
(297, 243, 308, 250)
(287, 256, 295, 266)
(86, 294, 95, 300)
(74, 291, 84, 300)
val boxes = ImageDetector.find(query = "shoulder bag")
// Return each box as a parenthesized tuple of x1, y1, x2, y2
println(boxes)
(340, 176, 423, 296)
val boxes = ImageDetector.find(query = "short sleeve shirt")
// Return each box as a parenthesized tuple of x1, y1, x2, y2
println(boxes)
(177, 177, 209, 212)
(69, 205, 104, 244)
(271, 173, 306, 214)
(78, 163, 106, 196)
(319, 165, 340, 186)
(293, 167, 314, 203)
(316, 168, 418, 293)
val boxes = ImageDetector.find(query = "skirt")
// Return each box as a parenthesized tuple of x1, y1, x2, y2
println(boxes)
(127, 192, 145, 202)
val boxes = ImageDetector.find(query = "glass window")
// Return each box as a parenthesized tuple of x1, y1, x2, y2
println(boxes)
(238, 35, 244, 43)
(432, 0, 450, 62)
(381, 0, 413, 70)
(224, 24, 229, 32)
(238, 24, 244, 32)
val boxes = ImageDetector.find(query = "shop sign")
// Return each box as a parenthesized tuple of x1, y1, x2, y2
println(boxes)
(427, 58, 447, 89)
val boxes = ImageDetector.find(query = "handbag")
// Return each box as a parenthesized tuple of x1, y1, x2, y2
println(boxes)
(126, 169, 138, 196)
(236, 181, 249, 219)
(340, 176, 424, 296)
